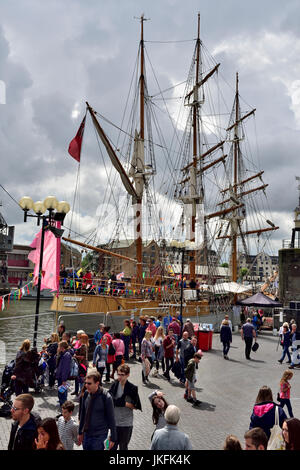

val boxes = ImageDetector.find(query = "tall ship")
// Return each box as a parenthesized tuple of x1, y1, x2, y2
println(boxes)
(50, 15, 278, 331)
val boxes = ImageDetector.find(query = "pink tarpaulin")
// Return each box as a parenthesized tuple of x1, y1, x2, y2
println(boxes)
(28, 223, 61, 292)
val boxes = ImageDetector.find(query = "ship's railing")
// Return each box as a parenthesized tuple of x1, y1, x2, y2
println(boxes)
(282, 239, 300, 248)
(57, 275, 208, 301)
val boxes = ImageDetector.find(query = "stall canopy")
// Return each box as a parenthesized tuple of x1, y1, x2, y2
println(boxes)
(236, 292, 282, 307)
(213, 282, 252, 294)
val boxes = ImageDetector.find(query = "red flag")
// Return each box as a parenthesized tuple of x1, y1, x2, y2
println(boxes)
(68, 115, 86, 162)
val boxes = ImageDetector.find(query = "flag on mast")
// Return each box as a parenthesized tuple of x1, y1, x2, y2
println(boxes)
(68, 115, 86, 162)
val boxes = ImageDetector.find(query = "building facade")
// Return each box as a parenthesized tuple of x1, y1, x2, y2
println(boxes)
(238, 252, 279, 282)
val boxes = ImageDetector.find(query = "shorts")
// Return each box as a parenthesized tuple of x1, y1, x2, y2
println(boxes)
(187, 377, 196, 390)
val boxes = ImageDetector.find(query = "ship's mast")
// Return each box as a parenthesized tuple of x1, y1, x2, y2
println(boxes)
(231, 72, 240, 282)
(134, 14, 146, 282)
(189, 13, 201, 280)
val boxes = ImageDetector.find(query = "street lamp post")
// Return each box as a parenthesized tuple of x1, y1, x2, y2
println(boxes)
(170, 240, 196, 320)
(19, 196, 70, 348)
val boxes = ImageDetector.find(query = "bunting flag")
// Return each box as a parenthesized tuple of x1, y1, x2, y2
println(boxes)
(68, 115, 86, 162)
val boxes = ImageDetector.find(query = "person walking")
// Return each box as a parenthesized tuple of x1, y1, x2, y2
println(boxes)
(141, 331, 154, 384)
(150, 405, 192, 450)
(175, 331, 190, 384)
(78, 370, 117, 450)
(249, 385, 287, 439)
(278, 370, 294, 418)
(153, 326, 165, 377)
(162, 328, 176, 381)
(241, 318, 256, 360)
(278, 324, 292, 364)
(93, 335, 109, 385)
(220, 319, 232, 359)
(109, 364, 142, 450)
(184, 352, 202, 406)
(11, 339, 35, 396)
(8, 394, 38, 450)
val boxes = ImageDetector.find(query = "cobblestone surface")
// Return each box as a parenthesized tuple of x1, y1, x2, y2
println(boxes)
(1, 330, 299, 450)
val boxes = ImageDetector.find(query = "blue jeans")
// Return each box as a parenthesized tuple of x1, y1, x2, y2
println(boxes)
(279, 345, 291, 362)
(83, 434, 107, 450)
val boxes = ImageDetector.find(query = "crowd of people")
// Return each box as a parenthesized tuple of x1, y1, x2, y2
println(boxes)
(2, 311, 300, 451)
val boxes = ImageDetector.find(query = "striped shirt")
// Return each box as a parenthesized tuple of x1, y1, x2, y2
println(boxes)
(57, 416, 78, 450)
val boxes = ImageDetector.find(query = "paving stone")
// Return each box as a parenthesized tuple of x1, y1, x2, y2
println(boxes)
(0, 330, 298, 450)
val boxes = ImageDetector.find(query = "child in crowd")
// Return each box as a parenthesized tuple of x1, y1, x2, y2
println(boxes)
(223, 435, 242, 450)
(184, 351, 203, 406)
(279, 370, 294, 418)
(57, 400, 79, 450)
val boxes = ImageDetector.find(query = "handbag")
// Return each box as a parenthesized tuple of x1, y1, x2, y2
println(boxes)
(252, 341, 259, 352)
(267, 406, 285, 450)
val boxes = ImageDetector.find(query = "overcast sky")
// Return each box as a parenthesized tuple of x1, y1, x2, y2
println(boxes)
(0, 0, 300, 256)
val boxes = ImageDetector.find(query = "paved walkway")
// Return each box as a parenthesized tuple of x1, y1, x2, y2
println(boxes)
(0, 330, 299, 450)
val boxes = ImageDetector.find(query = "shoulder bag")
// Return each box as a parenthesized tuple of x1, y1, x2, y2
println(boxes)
(267, 405, 285, 450)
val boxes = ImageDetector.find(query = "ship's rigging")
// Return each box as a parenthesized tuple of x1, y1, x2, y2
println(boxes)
(65, 13, 279, 300)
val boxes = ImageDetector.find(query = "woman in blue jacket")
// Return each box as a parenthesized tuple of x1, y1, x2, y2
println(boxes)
(220, 319, 232, 359)
(249, 386, 287, 439)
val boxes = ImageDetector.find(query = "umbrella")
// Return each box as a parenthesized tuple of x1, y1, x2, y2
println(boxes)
(236, 292, 282, 307)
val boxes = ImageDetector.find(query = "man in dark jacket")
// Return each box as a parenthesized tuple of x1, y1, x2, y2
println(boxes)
(8, 394, 37, 450)
(78, 370, 117, 450)
(109, 364, 142, 450)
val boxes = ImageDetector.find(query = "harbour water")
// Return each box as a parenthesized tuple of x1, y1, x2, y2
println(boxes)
(0, 300, 54, 365)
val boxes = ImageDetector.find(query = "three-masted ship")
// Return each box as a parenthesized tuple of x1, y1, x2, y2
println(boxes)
(50, 14, 278, 331)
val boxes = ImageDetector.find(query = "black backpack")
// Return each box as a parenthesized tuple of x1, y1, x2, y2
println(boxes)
(108, 343, 116, 356)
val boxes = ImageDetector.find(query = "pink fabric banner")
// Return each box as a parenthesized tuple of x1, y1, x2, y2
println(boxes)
(28, 223, 61, 292)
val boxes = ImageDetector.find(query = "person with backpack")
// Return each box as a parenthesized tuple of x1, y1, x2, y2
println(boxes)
(78, 370, 117, 450)
(8, 393, 39, 450)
